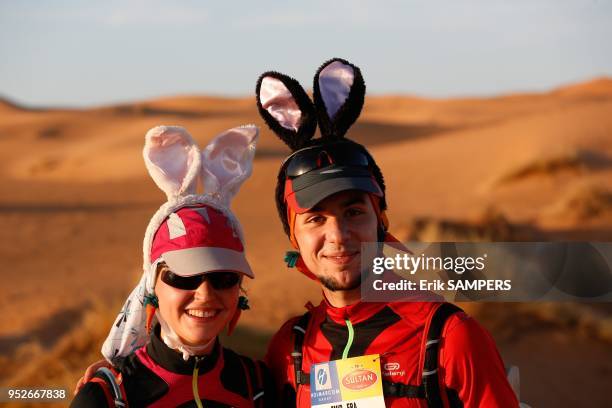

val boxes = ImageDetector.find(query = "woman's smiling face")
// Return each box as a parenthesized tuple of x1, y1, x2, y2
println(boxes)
(155, 265, 239, 347)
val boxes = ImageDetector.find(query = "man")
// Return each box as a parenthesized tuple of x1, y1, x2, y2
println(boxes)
(256, 58, 519, 407)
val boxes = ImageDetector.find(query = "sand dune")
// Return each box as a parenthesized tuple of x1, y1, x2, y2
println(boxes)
(1, 78, 611, 407)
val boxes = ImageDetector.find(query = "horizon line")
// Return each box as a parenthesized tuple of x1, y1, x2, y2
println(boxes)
(2, 75, 610, 112)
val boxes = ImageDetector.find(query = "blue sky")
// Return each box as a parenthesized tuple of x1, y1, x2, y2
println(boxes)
(1, 0, 611, 107)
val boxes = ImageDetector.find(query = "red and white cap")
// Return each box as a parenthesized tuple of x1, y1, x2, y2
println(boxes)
(150, 205, 253, 278)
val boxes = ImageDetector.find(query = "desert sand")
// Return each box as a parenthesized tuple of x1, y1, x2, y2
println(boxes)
(1, 78, 611, 407)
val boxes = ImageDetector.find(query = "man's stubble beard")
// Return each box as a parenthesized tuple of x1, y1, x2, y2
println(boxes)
(316, 273, 362, 292)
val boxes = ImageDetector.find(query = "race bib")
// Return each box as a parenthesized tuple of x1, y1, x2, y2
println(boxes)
(310, 354, 385, 408)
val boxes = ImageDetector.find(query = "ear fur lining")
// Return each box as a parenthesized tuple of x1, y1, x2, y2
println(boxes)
(317, 60, 355, 119)
(313, 58, 366, 140)
(201, 125, 258, 206)
(259, 77, 302, 132)
(256, 71, 317, 151)
(143, 126, 201, 200)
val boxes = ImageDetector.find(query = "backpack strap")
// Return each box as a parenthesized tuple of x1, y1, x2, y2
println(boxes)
(89, 377, 115, 407)
(292, 311, 312, 387)
(253, 361, 267, 408)
(238, 355, 267, 407)
(92, 367, 128, 408)
(422, 303, 463, 408)
(383, 381, 425, 398)
(237, 356, 255, 400)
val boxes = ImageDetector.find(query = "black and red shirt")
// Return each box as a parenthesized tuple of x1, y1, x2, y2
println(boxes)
(265, 297, 518, 407)
(72, 325, 275, 407)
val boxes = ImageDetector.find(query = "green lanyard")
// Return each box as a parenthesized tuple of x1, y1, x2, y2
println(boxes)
(341, 319, 355, 359)
(192, 356, 204, 408)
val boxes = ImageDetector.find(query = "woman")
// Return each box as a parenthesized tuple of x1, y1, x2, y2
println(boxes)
(72, 124, 274, 407)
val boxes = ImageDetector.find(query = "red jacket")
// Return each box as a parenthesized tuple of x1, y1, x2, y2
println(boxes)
(265, 298, 518, 407)
(72, 325, 274, 407)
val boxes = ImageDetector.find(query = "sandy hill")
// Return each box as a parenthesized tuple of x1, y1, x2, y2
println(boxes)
(1, 76, 611, 326)
(0, 78, 611, 407)
(552, 77, 612, 97)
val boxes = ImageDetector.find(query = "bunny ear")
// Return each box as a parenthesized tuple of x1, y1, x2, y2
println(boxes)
(143, 126, 201, 200)
(313, 58, 366, 139)
(256, 72, 317, 151)
(202, 125, 258, 205)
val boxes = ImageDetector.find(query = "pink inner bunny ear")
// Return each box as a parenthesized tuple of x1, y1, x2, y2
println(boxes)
(318, 60, 355, 119)
(259, 76, 302, 131)
(143, 126, 200, 199)
(202, 125, 258, 204)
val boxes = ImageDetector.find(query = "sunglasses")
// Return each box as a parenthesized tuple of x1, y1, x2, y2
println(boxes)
(284, 141, 370, 178)
(161, 269, 240, 291)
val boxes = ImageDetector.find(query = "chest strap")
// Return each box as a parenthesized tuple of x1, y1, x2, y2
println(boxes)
(383, 381, 425, 398)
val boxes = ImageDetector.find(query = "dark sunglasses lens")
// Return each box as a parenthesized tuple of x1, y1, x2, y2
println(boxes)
(162, 270, 240, 290)
(286, 145, 370, 178)
(207, 272, 241, 290)
(161, 270, 203, 290)
(287, 149, 320, 177)
(333, 148, 369, 166)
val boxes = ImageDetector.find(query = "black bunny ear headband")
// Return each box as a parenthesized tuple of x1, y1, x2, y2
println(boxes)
(255, 57, 366, 152)
(255, 57, 385, 222)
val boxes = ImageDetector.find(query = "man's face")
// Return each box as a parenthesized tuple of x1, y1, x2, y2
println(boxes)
(293, 190, 379, 291)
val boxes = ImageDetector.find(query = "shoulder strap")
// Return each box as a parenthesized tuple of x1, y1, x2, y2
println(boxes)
(422, 303, 463, 408)
(292, 311, 312, 387)
(253, 361, 266, 408)
(89, 377, 115, 407)
(237, 355, 255, 400)
(238, 355, 267, 408)
(92, 367, 128, 408)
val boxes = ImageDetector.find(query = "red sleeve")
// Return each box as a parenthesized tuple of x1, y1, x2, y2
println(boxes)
(264, 317, 300, 403)
(440, 314, 519, 407)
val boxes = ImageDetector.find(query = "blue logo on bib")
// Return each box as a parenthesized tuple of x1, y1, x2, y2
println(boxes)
(317, 368, 328, 386)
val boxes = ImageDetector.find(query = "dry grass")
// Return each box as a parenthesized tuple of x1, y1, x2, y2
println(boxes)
(488, 147, 584, 189)
(397, 208, 543, 242)
(469, 302, 612, 345)
(544, 182, 612, 221)
(1, 299, 116, 408)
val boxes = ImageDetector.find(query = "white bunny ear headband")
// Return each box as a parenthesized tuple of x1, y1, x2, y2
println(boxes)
(102, 124, 258, 364)
(255, 57, 365, 152)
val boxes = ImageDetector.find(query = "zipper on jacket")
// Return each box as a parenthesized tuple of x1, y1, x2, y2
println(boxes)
(193, 356, 204, 408)
(341, 319, 355, 359)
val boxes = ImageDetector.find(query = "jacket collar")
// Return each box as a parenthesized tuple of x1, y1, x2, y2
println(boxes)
(146, 324, 221, 375)
(318, 292, 387, 325)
